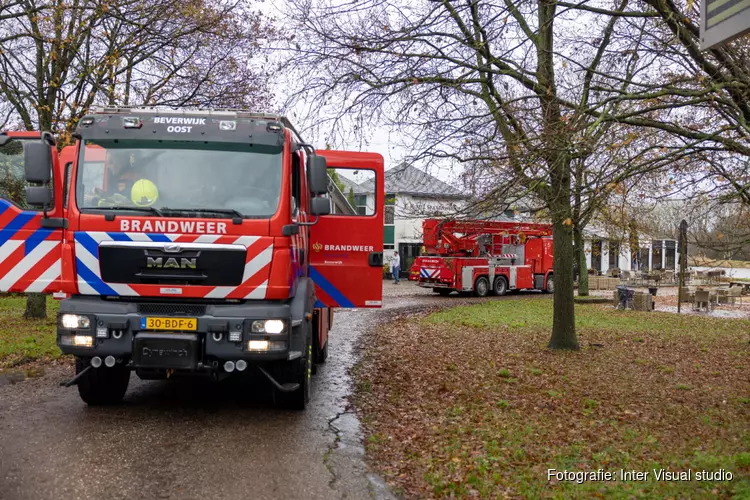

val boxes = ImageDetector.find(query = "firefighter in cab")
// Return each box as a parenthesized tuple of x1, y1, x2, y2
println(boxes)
(94, 150, 159, 207)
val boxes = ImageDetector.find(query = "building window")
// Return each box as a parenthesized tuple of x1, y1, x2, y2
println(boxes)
(665, 240, 676, 270)
(354, 194, 368, 215)
(608, 241, 619, 269)
(384, 244, 395, 250)
(591, 240, 602, 272)
(385, 206, 394, 225)
(383, 193, 396, 243)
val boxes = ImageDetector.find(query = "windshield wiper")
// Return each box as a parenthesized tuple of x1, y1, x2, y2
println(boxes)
(96, 205, 164, 216)
(161, 207, 244, 220)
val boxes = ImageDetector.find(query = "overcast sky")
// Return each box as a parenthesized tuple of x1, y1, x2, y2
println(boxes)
(257, 0, 463, 186)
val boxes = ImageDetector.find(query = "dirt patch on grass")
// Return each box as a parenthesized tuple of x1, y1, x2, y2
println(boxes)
(353, 300, 750, 499)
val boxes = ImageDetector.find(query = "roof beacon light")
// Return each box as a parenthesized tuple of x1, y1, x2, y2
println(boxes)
(123, 117, 142, 129)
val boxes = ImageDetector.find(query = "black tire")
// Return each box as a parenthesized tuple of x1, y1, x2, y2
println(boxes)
(76, 356, 130, 406)
(437, 288, 452, 296)
(274, 327, 312, 411)
(474, 276, 490, 297)
(545, 275, 554, 294)
(493, 276, 508, 296)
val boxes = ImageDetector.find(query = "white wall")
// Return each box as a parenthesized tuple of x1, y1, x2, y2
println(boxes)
(392, 194, 468, 244)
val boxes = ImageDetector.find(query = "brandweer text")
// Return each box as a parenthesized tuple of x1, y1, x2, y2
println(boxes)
(120, 220, 227, 234)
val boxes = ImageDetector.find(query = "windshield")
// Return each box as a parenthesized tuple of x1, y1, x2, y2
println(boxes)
(75, 139, 282, 218)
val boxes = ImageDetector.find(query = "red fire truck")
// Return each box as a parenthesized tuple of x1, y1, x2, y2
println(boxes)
(0, 107, 385, 410)
(413, 218, 554, 296)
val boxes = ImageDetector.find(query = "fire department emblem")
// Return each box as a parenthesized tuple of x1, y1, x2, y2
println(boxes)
(312, 241, 322, 252)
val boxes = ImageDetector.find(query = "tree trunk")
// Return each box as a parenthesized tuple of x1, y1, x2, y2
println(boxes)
(23, 293, 47, 319)
(548, 206, 579, 350)
(574, 225, 589, 296)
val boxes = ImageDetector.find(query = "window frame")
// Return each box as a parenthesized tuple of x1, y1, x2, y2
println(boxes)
(0, 139, 55, 212)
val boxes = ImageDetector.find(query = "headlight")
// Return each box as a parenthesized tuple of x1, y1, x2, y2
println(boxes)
(251, 319, 286, 334)
(61, 314, 91, 329)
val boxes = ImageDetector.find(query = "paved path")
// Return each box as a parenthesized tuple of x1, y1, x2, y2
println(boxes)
(0, 282, 546, 500)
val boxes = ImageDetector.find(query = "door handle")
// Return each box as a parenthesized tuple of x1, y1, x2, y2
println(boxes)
(368, 252, 383, 267)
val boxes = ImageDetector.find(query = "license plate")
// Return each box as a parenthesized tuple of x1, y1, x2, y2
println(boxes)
(140, 317, 198, 331)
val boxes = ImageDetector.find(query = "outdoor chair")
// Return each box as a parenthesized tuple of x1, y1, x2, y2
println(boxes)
(728, 286, 743, 305)
(679, 287, 694, 303)
(693, 290, 715, 312)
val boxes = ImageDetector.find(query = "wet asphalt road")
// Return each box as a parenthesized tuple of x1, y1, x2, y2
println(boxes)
(0, 283, 545, 500)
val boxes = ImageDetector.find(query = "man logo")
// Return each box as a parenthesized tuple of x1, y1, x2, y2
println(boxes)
(147, 257, 197, 269)
(312, 242, 323, 252)
(163, 243, 181, 253)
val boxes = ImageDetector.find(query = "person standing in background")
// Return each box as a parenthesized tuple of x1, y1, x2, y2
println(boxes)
(391, 251, 401, 284)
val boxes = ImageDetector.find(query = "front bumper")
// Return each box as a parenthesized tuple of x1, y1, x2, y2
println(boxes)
(56, 297, 306, 369)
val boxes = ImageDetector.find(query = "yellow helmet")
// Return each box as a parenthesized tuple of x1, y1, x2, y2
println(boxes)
(131, 179, 159, 207)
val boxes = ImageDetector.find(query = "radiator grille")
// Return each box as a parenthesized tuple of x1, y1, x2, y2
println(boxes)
(137, 303, 207, 316)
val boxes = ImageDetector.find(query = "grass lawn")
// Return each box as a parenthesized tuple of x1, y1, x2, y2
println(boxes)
(354, 299, 750, 499)
(0, 296, 61, 369)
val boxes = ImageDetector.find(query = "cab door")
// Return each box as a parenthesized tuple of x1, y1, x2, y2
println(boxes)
(0, 132, 65, 293)
(309, 150, 384, 308)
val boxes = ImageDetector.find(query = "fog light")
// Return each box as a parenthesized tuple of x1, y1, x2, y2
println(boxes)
(61, 314, 90, 329)
(224, 361, 235, 372)
(91, 356, 102, 368)
(247, 340, 269, 351)
(236, 360, 247, 371)
(229, 331, 242, 342)
(104, 356, 116, 368)
(72, 335, 93, 347)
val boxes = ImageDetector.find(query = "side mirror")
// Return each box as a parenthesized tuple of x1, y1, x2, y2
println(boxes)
(311, 196, 331, 216)
(24, 142, 52, 183)
(308, 156, 328, 195)
(25, 186, 52, 208)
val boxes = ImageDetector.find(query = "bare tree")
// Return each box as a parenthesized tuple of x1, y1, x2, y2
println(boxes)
(0, 0, 276, 317)
(280, 0, 689, 349)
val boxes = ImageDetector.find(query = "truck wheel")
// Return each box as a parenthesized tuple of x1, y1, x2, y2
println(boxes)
(545, 275, 554, 293)
(493, 276, 508, 296)
(474, 276, 490, 297)
(274, 328, 312, 410)
(75, 356, 130, 406)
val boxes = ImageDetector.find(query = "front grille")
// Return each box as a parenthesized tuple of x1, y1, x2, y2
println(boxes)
(137, 303, 207, 316)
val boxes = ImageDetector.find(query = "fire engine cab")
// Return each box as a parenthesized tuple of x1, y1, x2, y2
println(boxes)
(0, 107, 385, 410)
(413, 218, 554, 296)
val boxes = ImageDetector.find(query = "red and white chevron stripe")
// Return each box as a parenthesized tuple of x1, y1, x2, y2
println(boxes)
(75, 232, 273, 299)
(0, 239, 62, 293)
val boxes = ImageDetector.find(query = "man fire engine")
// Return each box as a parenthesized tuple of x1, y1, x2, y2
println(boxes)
(413, 218, 554, 296)
(0, 107, 385, 410)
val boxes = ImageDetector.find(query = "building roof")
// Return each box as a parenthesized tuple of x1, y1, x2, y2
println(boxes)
(357, 164, 469, 199)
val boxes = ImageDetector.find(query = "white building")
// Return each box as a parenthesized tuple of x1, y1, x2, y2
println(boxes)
(580, 227, 682, 275)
